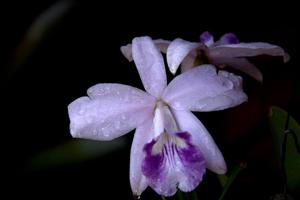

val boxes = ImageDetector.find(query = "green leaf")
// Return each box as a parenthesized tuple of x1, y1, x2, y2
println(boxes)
(190, 190, 198, 200)
(269, 106, 300, 191)
(161, 196, 167, 200)
(27, 138, 127, 171)
(176, 190, 184, 200)
(12, 1, 74, 68)
(218, 164, 245, 200)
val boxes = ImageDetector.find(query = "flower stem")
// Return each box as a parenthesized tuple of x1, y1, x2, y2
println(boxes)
(190, 190, 198, 200)
(161, 196, 167, 200)
(218, 163, 246, 200)
(176, 190, 184, 200)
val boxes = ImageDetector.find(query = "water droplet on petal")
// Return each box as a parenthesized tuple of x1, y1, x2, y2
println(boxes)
(78, 107, 86, 115)
(115, 121, 121, 130)
(173, 102, 181, 109)
(222, 80, 233, 89)
(121, 115, 126, 120)
(131, 89, 138, 95)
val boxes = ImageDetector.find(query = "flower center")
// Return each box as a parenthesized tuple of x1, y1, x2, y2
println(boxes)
(144, 100, 206, 196)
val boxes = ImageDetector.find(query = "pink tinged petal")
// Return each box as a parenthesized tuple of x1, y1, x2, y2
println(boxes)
(130, 118, 154, 196)
(162, 65, 248, 112)
(211, 57, 263, 82)
(172, 109, 227, 174)
(120, 43, 133, 62)
(210, 42, 290, 62)
(132, 36, 167, 98)
(200, 31, 214, 47)
(167, 38, 200, 74)
(120, 39, 170, 62)
(68, 84, 156, 141)
(142, 132, 206, 196)
(154, 39, 170, 54)
(180, 50, 198, 73)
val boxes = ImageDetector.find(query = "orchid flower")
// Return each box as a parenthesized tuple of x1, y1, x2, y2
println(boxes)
(167, 31, 290, 82)
(121, 38, 170, 62)
(68, 36, 247, 197)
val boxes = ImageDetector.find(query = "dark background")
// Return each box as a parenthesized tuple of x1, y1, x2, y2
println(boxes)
(1, 1, 299, 199)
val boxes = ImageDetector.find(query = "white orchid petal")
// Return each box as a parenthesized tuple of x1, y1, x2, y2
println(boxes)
(162, 65, 247, 112)
(167, 38, 200, 74)
(154, 39, 171, 53)
(132, 36, 167, 98)
(120, 39, 170, 62)
(211, 57, 263, 82)
(172, 109, 227, 174)
(180, 50, 198, 73)
(154, 103, 179, 135)
(211, 42, 290, 62)
(130, 118, 154, 196)
(68, 84, 155, 141)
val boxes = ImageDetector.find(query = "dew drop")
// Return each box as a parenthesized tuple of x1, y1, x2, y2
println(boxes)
(78, 107, 86, 115)
(131, 89, 138, 95)
(115, 121, 121, 130)
(222, 80, 233, 89)
(173, 102, 181, 109)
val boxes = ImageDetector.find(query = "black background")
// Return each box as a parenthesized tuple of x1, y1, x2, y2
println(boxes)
(1, 1, 299, 199)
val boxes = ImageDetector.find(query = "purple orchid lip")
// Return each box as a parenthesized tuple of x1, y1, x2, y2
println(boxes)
(219, 33, 240, 45)
(142, 132, 206, 196)
(200, 31, 214, 45)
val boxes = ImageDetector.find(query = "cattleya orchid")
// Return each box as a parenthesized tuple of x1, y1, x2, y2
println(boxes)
(167, 31, 290, 82)
(68, 36, 247, 197)
(121, 32, 289, 82)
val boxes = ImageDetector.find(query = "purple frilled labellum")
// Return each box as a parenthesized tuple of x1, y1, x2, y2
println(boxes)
(142, 132, 206, 196)
(68, 36, 248, 197)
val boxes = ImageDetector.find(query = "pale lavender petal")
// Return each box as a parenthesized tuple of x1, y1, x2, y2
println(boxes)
(180, 51, 198, 73)
(130, 118, 154, 196)
(154, 39, 170, 53)
(142, 132, 206, 196)
(172, 109, 227, 174)
(132, 36, 167, 98)
(210, 42, 290, 62)
(167, 38, 200, 74)
(153, 103, 179, 136)
(200, 31, 214, 46)
(68, 84, 156, 140)
(87, 83, 155, 100)
(162, 65, 248, 112)
(216, 33, 239, 45)
(120, 39, 170, 62)
(211, 57, 263, 82)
